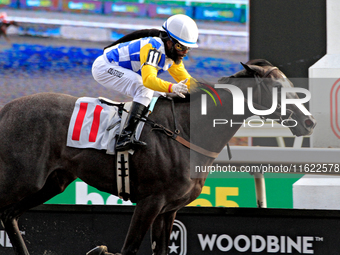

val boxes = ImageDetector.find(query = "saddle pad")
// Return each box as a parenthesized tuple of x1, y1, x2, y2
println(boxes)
(67, 97, 121, 153)
(67, 96, 161, 154)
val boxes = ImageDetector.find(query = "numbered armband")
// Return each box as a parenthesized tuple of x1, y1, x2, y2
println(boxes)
(145, 49, 161, 68)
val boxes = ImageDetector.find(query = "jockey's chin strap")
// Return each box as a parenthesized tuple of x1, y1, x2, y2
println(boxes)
(140, 97, 223, 159)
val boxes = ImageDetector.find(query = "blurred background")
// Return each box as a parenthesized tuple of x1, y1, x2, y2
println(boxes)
(0, 0, 248, 107)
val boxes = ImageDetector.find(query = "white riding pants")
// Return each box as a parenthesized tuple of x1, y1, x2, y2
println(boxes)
(92, 55, 164, 107)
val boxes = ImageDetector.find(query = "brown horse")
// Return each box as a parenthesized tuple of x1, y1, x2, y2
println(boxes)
(0, 60, 316, 255)
(0, 20, 18, 43)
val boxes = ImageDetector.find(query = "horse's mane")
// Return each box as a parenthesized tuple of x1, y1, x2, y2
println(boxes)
(245, 59, 274, 67)
(217, 59, 275, 83)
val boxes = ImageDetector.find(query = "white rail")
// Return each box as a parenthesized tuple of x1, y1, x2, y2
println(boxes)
(216, 122, 339, 208)
(8, 16, 249, 37)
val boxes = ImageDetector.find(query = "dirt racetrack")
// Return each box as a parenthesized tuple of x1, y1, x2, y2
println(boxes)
(0, 34, 248, 108)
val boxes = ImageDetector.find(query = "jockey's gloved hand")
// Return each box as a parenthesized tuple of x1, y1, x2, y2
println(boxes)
(171, 78, 189, 98)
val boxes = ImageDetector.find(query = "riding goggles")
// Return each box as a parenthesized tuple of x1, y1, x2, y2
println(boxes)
(173, 41, 191, 52)
(164, 28, 191, 52)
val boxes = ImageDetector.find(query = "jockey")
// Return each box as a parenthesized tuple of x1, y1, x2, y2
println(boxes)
(92, 14, 199, 151)
(0, 12, 8, 23)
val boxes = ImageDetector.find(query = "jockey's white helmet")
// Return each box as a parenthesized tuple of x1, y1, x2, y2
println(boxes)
(162, 14, 199, 48)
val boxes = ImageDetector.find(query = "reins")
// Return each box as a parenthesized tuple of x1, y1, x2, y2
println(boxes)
(140, 98, 222, 159)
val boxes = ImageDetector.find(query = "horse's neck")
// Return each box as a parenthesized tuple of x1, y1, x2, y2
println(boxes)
(155, 86, 255, 158)
(188, 78, 256, 156)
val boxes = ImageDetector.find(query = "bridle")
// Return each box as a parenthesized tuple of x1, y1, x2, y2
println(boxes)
(254, 66, 278, 107)
(248, 66, 295, 124)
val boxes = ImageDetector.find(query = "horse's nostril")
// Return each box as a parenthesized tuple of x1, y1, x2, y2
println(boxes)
(305, 119, 314, 127)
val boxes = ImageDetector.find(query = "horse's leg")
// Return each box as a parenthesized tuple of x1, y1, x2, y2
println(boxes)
(1, 170, 75, 255)
(120, 198, 164, 255)
(1, 214, 29, 255)
(150, 210, 177, 255)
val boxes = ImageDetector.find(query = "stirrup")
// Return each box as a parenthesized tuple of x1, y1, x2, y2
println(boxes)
(116, 136, 147, 152)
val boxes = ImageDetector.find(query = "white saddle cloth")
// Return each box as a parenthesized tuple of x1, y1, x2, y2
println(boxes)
(67, 97, 159, 154)
(67, 97, 121, 154)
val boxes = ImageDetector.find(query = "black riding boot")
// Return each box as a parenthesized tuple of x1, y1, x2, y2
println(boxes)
(116, 101, 148, 151)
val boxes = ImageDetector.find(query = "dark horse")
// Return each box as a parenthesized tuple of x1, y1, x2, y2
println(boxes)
(0, 20, 18, 43)
(0, 60, 316, 255)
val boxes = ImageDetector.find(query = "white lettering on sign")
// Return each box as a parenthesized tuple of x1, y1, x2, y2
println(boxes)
(75, 182, 132, 205)
(197, 234, 317, 254)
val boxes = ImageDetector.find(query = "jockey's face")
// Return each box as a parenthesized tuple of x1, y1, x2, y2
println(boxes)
(166, 40, 189, 65)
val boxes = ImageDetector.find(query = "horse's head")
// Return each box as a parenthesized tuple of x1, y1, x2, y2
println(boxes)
(223, 59, 316, 137)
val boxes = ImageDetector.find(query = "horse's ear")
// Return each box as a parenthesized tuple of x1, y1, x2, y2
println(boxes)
(240, 62, 264, 76)
(241, 62, 255, 74)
